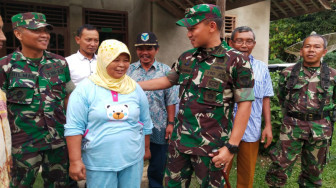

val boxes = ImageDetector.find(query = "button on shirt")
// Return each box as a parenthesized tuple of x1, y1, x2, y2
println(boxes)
(127, 60, 179, 144)
(0, 48, 71, 153)
(66, 51, 97, 85)
(234, 55, 274, 142)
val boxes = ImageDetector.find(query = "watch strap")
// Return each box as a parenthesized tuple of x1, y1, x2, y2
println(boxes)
(225, 143, 239, 154)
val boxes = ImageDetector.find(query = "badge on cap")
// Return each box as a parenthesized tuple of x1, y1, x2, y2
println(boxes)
(141, 33, 149, 42)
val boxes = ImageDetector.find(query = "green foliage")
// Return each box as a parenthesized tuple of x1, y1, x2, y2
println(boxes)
(324, 51, 336, 69)
(260, 71, 282, 155)
(269, 19, 302, 61)
(270, 10, 336, 62)
(268, 58, 285, 64)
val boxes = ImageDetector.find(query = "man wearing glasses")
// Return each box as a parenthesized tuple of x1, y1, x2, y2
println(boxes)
(226, 26, 274, 188)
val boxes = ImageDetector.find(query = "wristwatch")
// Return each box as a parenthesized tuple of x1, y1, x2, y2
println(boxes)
(224, 143, 239, 154)
(167, 121, 174, 125)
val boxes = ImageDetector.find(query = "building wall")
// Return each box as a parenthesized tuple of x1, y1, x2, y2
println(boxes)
(152, 3, 191, 66)
(9, 0, 270, 65)
(226, 0, 271, 63)
(12, 0, 151, 59)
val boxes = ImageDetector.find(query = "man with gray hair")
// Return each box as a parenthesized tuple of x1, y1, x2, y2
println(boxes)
(227, 26, 274, 188)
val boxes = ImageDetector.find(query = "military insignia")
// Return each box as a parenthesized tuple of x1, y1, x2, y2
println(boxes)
(206, 80, 220, 90)
(141, 33, 149, 42)
(180, 60, 193, 74)
(204, 69, 227, 81)
(204, 90, 216, 102)
(8, 89, 27, 101)
(9, 72, 36, 80)
(204, 70, 217, 77)
(41, 62, 65, 77)
(180, 66, 192, 74)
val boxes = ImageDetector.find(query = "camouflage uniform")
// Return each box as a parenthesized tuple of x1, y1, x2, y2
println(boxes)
(266, 62, 336, 187)
(0, 12, 70, 187)
(164, 5, 254, 187)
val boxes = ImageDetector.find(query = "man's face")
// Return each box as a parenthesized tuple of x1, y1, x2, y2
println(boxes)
(300, 36, 327, 67)
(0, 16, 6, 49)
(187, 21, 212, 48)
(75, 29, 99, 57)
(136, 45, 158, 65)
(229, 31, 256, 57)
(14, 27, 50, 51)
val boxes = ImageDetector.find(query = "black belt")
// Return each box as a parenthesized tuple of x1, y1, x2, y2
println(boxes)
(287, 111, 331, 121)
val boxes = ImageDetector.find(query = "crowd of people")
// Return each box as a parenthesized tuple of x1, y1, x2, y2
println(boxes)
(0, 3, 335, 188)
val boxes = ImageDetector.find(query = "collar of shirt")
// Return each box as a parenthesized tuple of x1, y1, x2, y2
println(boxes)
(302, 61, 321, 77)
(76, 50, 97, 62)
(133, 60, 159, 71)
(192, 40, 229, 58)
(13, 47, 51, 67)
(249, 54, 255, 66)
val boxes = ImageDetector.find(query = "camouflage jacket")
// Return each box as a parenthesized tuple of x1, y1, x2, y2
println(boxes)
(278, 62, 336, 140)
(167, 41, 255, 156)
(0, 48, 71, 154)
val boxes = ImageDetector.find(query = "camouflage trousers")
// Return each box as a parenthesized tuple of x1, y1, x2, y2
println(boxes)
(164, 144, 226, 188)
(265, 123, 329, 187)
(10, 146, 69, 188)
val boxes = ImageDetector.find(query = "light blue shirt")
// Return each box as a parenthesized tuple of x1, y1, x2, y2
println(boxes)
(65, 79, 153, 171)
(127, 60, 179, 144)
(234, 55, 274, 142)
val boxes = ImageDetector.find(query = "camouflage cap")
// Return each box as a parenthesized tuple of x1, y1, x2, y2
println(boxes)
(176, 4, 221, 27)
(11, 12, 53, 30)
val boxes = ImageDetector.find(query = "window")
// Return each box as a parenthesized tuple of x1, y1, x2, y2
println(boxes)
(0, 1, 69, 57)
(84, 8, 128, 45)
(224, 15, 236, 42)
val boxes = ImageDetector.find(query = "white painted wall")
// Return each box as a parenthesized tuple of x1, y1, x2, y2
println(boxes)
(10, 0, 271, 65)
(13, 0, 151, 60)
(152, 3, 191, 67)
(226, 0, 271, 63)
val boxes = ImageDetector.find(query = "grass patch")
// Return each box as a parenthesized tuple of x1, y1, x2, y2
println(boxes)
(33, 137, 336, 187)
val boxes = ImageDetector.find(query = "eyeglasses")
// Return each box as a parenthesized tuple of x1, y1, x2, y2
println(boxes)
(232, 39, 255, 46)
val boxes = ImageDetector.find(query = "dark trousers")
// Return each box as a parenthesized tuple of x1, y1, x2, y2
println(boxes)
(148, 142, 168, 188)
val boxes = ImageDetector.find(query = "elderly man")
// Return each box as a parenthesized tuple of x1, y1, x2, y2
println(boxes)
(138, 4, 254, 187)
(66, 24, 99, 85)
(127, 32, 178, 188)
(226, 26, 274, 188)
(266, 34, 336, 187)
(0, 12, 73, 187)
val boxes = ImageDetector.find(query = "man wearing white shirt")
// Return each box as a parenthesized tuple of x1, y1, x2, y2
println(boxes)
(226, 26, 274, 188)
(66, 24, 99, 85)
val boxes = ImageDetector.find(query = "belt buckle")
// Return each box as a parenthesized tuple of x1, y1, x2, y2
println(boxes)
(307, 113, 313, 121)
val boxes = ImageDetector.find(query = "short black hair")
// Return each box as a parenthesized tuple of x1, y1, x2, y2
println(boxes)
(204, 18, 223, 31)
(303, 34, 328, 49)
(231, 26, 256, 40)
(76, 24, 98, 37)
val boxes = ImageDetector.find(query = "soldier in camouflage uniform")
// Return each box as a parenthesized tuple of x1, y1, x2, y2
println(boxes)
(139, 4, 254, 187)
(265, 34, 336, 187)
(0, 12, 73, 187)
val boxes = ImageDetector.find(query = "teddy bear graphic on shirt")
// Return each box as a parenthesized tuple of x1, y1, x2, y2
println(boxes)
(105, 104, 129, 120)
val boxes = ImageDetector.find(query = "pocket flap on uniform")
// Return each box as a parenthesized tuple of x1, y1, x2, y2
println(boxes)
(7, 87, 35, 104)
(8, 72, 37, 89)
